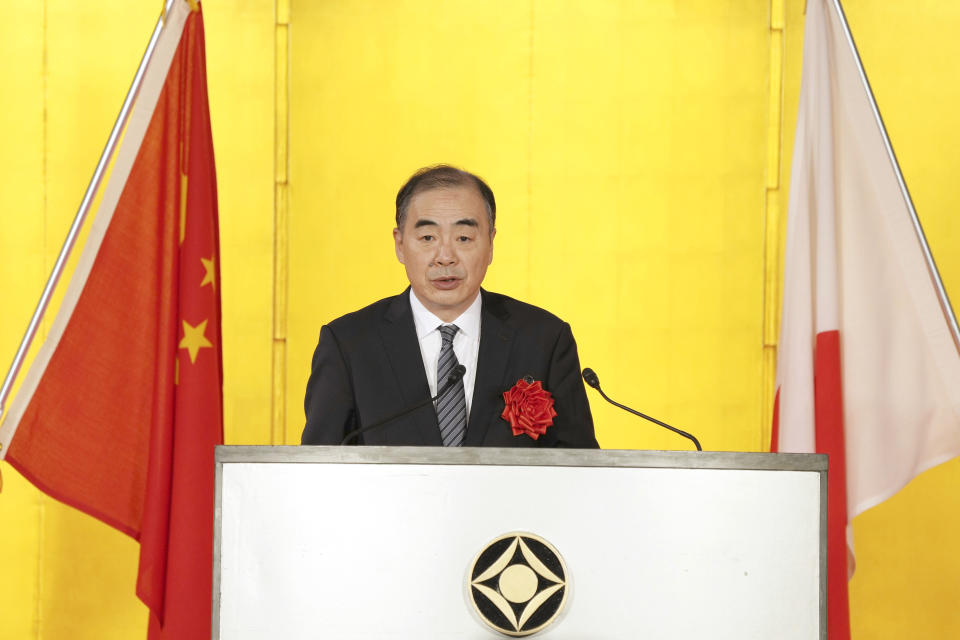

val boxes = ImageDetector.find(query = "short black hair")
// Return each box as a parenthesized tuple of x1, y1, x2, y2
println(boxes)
(395, 165, 496, 233)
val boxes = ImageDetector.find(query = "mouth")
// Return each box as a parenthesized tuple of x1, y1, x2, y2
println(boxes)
(431, 276, 462, 291)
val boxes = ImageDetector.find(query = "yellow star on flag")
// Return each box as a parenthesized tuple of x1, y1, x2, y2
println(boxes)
(179, 319, 212, 364)
(200, 256, 216, 289)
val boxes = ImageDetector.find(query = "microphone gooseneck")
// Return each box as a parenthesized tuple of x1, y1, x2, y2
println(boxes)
(340, 364, 467, 445)
(581, 367, 703, 452)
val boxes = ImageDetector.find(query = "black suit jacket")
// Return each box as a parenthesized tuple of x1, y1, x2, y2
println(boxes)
(302, 289, 598, 447)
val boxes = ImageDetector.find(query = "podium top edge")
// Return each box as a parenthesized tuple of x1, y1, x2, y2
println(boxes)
(214, 445, 827, 472)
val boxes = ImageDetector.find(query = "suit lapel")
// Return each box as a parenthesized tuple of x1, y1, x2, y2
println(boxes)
(379, 290, 442, 445)
(464, 290, 516, 446)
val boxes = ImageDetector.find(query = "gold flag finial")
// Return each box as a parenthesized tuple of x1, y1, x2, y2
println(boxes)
(163, 0, 200, 23)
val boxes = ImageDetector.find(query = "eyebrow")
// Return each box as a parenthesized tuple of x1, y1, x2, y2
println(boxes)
(413, 218, 479, 228)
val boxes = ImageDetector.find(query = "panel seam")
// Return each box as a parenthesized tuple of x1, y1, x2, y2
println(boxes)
(761, 0, 786, 449)
(272, 1, 291, 445)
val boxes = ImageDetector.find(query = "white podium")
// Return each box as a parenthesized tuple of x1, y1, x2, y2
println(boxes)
(213, 446, 825, 639)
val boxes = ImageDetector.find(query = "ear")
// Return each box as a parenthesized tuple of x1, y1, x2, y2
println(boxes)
(393, 227, 405, 264)
(487, 227, 496, 265)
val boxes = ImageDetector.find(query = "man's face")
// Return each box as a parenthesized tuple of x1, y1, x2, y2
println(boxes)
(394, 185, 495, 322)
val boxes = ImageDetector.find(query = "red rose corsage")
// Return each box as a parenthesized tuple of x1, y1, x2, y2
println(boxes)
(501, 376, 557, 440)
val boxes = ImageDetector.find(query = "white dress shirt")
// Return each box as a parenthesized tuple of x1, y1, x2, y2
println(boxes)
(409, 289, 482, 421)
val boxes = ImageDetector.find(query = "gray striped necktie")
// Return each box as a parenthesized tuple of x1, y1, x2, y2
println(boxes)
(436, 324, 467, 447)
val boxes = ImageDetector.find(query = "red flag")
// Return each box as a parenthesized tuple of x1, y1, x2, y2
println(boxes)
(0, 2, 222, 637)
(773, 1, 960, 638)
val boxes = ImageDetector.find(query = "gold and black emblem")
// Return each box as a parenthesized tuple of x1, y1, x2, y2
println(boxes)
(467, 532, 568, 637)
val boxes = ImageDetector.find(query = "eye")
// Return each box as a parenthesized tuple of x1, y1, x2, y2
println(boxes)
(458, 235, 472, 242)
(420, 234, 435, 242)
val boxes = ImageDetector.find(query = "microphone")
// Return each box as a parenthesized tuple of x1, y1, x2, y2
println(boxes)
(340, 364, 467, 445)
(582, 367, 702, 451)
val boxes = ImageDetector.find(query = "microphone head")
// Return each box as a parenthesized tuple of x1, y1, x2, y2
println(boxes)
(581, 368, 600, 389)
(448, 364, 467, 384)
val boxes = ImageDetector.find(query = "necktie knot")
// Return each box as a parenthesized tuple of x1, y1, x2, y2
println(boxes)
(439, 324, 459, 345)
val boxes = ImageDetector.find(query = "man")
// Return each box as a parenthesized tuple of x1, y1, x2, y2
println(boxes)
(302, 165, 598, 448)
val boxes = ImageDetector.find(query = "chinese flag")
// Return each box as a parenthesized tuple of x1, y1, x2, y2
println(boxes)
(772, 1, 960, 639)
(0, 2, 222, 638)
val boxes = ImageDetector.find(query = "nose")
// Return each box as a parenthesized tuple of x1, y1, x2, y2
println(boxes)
(432, 236, 457, 266)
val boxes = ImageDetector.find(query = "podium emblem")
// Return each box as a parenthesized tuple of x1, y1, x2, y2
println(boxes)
(468, 532, 568, 637)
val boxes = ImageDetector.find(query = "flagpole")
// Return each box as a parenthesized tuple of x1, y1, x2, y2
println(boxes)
(830, 0, 960, 354)
(0, 0, 177, 417)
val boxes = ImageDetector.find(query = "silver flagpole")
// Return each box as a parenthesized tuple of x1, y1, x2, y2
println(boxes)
(830, 0, 960, 353)
(0, 0, 178, 416)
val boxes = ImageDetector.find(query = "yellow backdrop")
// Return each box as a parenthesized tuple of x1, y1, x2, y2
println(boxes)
(0, 1, 957, 637)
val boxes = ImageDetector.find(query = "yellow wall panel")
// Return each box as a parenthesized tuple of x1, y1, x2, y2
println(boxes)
(203, 0, 276, 445)
(0, 1, 47, 375)
(527, 0, 769, 452)
(0, 475, 41, 638)
(0, 5, 45, 639)
(36, 507, 143, 638)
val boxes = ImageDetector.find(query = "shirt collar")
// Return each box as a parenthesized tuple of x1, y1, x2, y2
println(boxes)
(409, 289, 482, 341)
